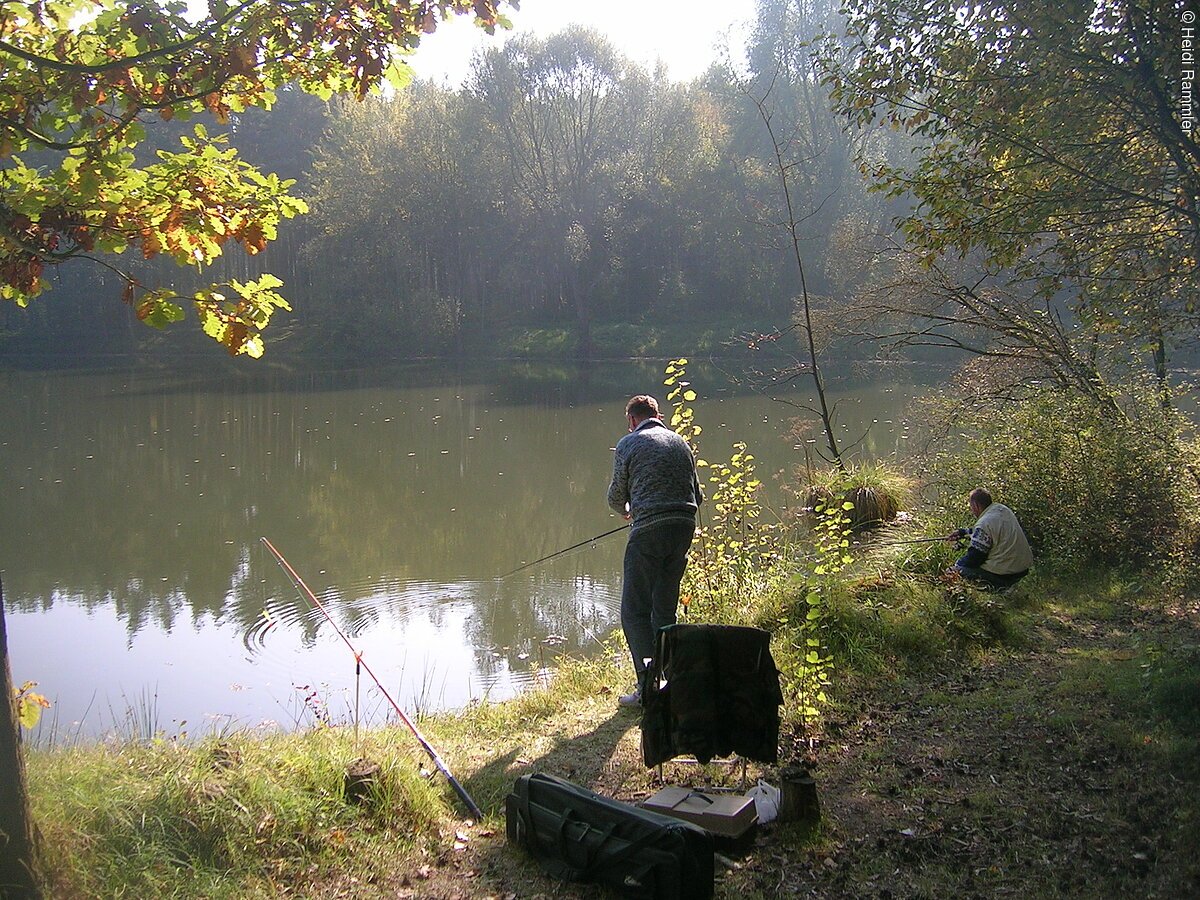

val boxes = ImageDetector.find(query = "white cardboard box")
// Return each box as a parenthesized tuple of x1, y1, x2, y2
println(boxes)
(641, 786, 758, 838)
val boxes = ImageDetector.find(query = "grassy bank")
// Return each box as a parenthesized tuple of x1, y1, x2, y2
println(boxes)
(24, 562, 1200, 898)
(30, 727, 446, 898)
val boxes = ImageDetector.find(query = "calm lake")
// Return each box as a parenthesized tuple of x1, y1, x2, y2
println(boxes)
(1, 359, 923, 740)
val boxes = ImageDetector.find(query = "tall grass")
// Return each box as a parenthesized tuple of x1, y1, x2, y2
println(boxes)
(29, 728, 446, 898)
(25, 644, 633, 897)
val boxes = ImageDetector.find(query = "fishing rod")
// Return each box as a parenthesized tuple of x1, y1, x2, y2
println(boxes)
(853, 535, 957, 547)
(498, 522, 631, 579)
(259, 537, 483, 820)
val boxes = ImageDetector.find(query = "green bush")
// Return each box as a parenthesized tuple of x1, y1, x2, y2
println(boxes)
(500, 326, 576, 358)
(592, 322, 659, 356)
(928, 388, 1200, 572)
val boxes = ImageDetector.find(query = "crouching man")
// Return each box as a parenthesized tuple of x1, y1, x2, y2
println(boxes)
(947, 488, 1033, 591)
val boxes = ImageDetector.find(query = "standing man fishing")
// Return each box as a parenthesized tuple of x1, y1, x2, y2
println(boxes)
(607, 395, 703, 709)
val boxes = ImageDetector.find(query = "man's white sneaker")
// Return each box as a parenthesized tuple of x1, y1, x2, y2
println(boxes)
(618, 688, 641, 708)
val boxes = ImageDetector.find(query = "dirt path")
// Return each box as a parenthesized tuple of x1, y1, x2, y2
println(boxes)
(388, 591, 1200, 899)
(724, 592, 1200, 899)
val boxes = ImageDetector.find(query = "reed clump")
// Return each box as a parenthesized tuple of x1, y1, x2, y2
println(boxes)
(801, 461, 914, 530)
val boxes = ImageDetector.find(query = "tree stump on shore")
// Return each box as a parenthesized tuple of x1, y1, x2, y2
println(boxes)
(778, 767, 820, 825)
(344, 758, 381, 804)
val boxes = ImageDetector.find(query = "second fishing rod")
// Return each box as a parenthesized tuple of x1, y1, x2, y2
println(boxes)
(501, 521, 956, 580)
(855, 535, 959, 547)
(260, 536, 483, 820)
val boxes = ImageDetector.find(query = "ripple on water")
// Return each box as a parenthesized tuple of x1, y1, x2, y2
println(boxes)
(238, 573, 622, 716)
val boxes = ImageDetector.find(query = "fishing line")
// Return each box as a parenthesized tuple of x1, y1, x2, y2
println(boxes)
(497, 522, 631, 579)
(260, 536, 483, 820)
(853, 536, 958, 548)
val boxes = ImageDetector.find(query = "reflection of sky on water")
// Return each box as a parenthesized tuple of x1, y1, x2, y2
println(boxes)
(10, 571, 621, 740)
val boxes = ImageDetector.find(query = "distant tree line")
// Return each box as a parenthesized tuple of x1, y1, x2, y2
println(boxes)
(0, 0, 908, 362)
(4, 0, 1194, 392)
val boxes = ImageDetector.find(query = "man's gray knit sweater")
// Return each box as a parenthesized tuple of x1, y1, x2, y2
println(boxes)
(607, 418, 703, 534)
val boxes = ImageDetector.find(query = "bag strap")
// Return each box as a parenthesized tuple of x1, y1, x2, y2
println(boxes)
(519, 778, 674, 882)
(555, 808, 619, 870)
(577, 820, 667, 880)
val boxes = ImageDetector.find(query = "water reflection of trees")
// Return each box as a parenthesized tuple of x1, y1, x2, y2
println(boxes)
(2, 362, 908, 671)
(460, 572, 620, 676)
(0, 367, 639, 652)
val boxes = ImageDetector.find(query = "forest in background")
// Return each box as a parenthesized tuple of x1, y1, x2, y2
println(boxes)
(0, 1, 912, 364)
(1, 0, 1194, 407)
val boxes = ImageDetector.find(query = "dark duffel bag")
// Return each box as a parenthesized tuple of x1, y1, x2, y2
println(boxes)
(505, 772, 714, 900)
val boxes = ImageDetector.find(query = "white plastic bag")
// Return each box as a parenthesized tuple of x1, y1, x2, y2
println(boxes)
(747, 779, 780, 824)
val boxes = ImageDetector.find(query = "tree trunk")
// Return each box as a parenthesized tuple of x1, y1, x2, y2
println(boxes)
(749, 85, 845, 471)
(1152, 329, 1170, 409)
(0, 577, 40, 899)
(567, 267, 593, 359)
(778, 767, 821, 825)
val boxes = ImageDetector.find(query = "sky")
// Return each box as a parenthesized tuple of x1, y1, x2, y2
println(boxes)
(405, 0, 758, 86)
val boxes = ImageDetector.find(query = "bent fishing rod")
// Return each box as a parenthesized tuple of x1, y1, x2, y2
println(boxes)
(498, 522, 631, 579)
(259, 536, 483, 820)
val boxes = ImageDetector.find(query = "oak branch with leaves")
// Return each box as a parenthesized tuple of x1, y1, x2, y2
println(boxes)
(0, 0, 512, 355)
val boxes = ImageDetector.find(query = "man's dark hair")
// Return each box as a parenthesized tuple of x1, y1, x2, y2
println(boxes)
(969, 488, 993, 509)
(626, 395, 660, 419)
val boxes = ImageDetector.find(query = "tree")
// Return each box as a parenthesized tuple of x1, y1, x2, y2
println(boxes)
(303, 83, 492, 354)
(820, 0, 1200, 402)
(614, 74, 776, 321)
(745, 81, 847, 470)
(470, 27, 647, 355)
(743, 0, 871, 296)
(0, 0, 512, 356)
(728, 0, 903, 468)
(0, 578, 38, 899)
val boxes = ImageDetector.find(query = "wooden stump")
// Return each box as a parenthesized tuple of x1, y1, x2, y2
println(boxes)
(778, 767, 820, 825)
(344, 758, 381, 804)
